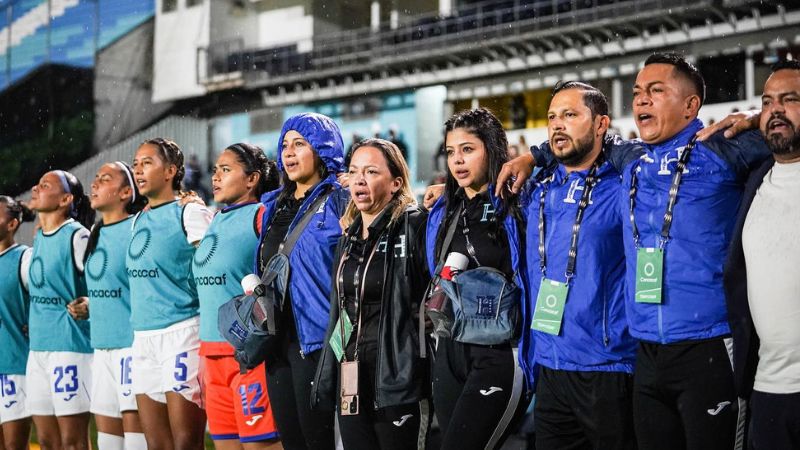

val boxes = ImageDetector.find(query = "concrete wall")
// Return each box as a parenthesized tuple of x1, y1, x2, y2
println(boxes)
(210, 0, 259, 50)
(257, 4, 314, 52)
(16, 116, 210, 246)
(152, 0, 209, 102)
(95, 18, 173, 150)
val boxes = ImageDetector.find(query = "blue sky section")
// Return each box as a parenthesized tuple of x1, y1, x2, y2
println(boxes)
(0, 0, 154, 91)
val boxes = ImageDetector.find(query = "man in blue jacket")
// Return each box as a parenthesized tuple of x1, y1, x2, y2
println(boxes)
(495, 53, 771, 450)
(724, 60, 800, 450)
(525, 81, 637, 449)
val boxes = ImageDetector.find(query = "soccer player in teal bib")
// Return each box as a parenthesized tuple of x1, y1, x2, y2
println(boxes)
(26, 170, 95, 450)
(127, 138, 213, 450)
(83, 162, 148, 450)
(193, 143, 281, 450)
(0, 196, 35, 450)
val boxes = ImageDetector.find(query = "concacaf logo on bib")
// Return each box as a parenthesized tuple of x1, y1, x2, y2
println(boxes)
(30, 256, 46, 289)
(128, 228, 151, 261)
(86, 248, 108, 281)
(193, 233, 218, 268)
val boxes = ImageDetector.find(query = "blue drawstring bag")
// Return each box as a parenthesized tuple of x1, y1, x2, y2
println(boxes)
(439, 267, 521, 345)
(217, 292, 276, 372)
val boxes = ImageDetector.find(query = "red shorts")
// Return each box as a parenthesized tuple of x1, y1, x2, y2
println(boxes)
(201, 348, 278, 442)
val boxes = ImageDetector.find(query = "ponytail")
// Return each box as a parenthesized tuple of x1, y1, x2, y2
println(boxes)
(54, 170, 95, 229)
(143, 138, 185, 191)
(0, 196, 35, 235)
(114, 161, 148, 215)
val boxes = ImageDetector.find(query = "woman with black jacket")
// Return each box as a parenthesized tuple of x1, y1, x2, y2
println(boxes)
(312, 138, 431, 450)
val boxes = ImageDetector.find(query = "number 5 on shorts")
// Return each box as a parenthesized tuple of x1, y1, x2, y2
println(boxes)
(174, 352, 188, 382)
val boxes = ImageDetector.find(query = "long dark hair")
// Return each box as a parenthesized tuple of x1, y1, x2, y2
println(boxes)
(53, 170, 95, 229)
(441, 108, 511, 211)
(436, 108, 520, 258)
(85, 162, 148, 261)
(0, 196, 35, 235)
(142, 138, 185, 191)
(224, 143, 280, 199)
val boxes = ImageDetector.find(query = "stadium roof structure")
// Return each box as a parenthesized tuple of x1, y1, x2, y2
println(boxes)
(197, 0, 798, 108)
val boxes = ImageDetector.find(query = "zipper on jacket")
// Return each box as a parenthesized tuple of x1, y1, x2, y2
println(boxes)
(373, 226, 393, 411)
(552, 346, 559, 370)
(602, 290, 610, 347)
(292, 183, 333, 359)
(658, 304, 665, 343)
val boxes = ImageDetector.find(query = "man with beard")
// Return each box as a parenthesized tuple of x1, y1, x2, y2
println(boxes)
(522, 81, 637, 450)
(724, 60, 800, 449)
(491, 52, 771, 450)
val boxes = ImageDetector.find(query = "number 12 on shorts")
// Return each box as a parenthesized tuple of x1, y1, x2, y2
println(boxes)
(238, 383, 265, 416)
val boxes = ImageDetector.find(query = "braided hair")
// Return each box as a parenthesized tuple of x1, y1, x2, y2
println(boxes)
(143, 138, 186, 191)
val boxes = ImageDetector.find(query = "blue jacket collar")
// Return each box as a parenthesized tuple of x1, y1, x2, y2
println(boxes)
(642, 118, 703, 153)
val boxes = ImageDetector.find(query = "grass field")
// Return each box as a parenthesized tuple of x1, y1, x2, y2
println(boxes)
(29, 418, 218, 449)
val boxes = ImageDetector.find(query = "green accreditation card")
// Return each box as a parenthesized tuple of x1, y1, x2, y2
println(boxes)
(328, 312, 353, 362)
(635, 247, 664, 304)
(531, 278, 569, 335)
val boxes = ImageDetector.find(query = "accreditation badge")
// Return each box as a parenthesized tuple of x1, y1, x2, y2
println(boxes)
(328, 313, 353, 362)
(531, 278, 569, 335)
(635, 247, 664, 304)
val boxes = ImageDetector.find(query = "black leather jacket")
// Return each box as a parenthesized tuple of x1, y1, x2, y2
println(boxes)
(311, 205, 430, 411)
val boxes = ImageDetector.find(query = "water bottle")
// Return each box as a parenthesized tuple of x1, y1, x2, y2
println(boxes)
(426, 252, 469, 337)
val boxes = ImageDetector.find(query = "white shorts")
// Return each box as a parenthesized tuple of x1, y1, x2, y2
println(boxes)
(90, 348, 138, 417)
(26, 351, 92, 416)
(132, 316, 202, 407)
(0, 374, 30, 423)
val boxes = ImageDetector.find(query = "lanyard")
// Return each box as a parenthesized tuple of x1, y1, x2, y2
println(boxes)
(459, 199, 483, 267)
(629, 136, 697, 248)
(335, 230, 381, 362)
(538, 157, 602, 281)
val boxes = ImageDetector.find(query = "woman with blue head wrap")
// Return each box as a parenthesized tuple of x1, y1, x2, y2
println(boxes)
(254, 112, 349, 450)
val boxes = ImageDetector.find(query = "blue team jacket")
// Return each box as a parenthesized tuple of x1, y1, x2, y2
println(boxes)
(254, 175, 350, 356)
(524, 156, 636, 374)
(532, 121, 770, 344)
(425, 189, 535, 386)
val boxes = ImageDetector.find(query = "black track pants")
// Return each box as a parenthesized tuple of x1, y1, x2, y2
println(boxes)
(432, 337, 526, 450)
(633, 338, 744, 450)
(534, 366, 636, 450)
(265, 337, 335, 450)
